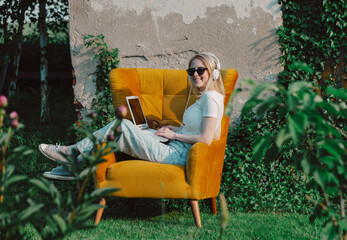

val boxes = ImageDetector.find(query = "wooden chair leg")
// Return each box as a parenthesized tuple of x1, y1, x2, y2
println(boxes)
(190, 200, 202, 228)
(209, 197, 217, 215)
(95, 198, 106, 225)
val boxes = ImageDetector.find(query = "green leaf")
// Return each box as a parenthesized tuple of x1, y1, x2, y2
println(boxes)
(240, 78, 257, 87)
(313, 170, 327, 189)
(52, 214, 67, 233)
(288, 62, 314, 74)
(77, 204, 106, 218)
(20, 204, 44, 221)
(287, 116, 304, 144)
(319, 156, 337, 169)
(4, 175, 28, 186)
(29, 178, 51, 193)
(340, 219, 347, 231)
(225, 88, 241, 117)
(263, 144, 279, 166)
(78, 168, 94, 179)
(255, 95, 280, 117)
(317, 141, 344, 163)
(317, 101, 340, 117)
(325, 172, 340, 186)
(276, 128, 291, 148)
(90, 187, 119, 198)
(322, 221, 338, 240)
(252, 135, 272, 162)
(326, 86, 347, 100)
(241, 99, 261, 116)
(249, 83, 278, 101)
(288, 81, 313, 95)
(103, 141, 120, 154)
(337, 165, 347, 176)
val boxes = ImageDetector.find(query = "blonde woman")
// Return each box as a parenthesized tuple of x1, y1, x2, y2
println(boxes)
(39, 52, 225, 180)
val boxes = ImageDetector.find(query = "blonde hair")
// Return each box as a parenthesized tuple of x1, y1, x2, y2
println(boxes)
(188, 52, 225, 96)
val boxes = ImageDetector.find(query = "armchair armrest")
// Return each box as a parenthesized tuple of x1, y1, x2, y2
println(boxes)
(186, 137, 227, 199)
(93, 146, 116, 188)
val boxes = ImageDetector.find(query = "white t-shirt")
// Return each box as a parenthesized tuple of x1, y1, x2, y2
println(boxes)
(181, 91, 224, 136)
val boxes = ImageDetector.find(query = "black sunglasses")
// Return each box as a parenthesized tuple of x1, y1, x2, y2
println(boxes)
(186, 67, 208, 76)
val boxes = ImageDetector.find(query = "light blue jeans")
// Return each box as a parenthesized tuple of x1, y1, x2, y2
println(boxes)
(76, 119, 191, 165)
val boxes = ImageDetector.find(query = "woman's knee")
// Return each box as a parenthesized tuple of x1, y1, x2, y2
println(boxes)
(120, 119, 134, 131)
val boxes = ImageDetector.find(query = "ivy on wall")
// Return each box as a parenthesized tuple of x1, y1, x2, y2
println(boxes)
(277, 0, 346, 88)
(83, 34, 120, 131)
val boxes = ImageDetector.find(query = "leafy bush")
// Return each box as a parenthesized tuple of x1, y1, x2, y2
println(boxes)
(0, 95, 120, 239)
(226, 67, 347, 239)
(221, 110, 320, 214)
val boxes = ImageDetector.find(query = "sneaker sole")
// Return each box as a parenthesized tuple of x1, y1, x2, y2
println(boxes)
(43, 172, 76, 181)
(38, 144, 70, 165)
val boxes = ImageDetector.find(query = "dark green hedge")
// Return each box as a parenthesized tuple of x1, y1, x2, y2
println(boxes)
(220, 112, 321, 214)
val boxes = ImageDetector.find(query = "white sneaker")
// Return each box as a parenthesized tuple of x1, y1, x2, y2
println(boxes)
(43, 165, 76, 181)
(39, 144, 69, 164)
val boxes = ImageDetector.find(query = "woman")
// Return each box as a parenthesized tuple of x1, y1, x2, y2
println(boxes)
(39, 52, 225, 180)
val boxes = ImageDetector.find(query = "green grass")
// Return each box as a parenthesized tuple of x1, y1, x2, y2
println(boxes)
(24, 208, 322, 239)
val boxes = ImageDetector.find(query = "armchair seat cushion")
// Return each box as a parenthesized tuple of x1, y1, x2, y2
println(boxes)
(99, 160, 195, 199)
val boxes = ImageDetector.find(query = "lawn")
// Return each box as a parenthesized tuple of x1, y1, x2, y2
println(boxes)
(24, 207, 322, 239)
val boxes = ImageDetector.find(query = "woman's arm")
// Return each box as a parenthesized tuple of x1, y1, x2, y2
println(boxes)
(155, 117, 217, 146)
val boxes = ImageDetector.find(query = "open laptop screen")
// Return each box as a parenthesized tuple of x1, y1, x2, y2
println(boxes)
(127, 97, 147, 125)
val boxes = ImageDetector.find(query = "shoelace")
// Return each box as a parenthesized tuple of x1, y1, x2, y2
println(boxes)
(46, 144, 66, 154)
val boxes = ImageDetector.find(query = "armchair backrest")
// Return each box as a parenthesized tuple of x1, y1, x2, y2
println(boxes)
(109, 68, 238, 126)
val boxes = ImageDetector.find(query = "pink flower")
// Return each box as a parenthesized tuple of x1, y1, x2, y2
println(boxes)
(0, 95, 8, 108)
(89, 112, 97, 119)
(9, 111, 18, 120)
(11, 119, 19, 129)
(116, 105, 127, 118)
(107, 132, 115, 141)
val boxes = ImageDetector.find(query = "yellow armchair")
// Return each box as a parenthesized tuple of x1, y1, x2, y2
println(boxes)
(93, 68, 238, 227)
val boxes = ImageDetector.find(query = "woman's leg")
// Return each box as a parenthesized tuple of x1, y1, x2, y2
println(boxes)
(41, 119, 189, 180)
(39, 119, 117, 163)
(116, 119, 189, 164)
(76, 119, 117, 154)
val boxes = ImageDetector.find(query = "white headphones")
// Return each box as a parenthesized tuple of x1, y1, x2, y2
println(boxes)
(209, 53, 221, 81)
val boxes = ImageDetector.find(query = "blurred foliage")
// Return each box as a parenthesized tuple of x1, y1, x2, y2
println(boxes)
(0, 95, 119, 239)
(230, 68, 346, 240)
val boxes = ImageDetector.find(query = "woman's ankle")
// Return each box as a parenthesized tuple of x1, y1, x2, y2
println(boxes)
(65, 144, 80, 155)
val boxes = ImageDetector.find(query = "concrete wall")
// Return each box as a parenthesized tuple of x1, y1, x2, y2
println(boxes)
(69, 0, 282, 123)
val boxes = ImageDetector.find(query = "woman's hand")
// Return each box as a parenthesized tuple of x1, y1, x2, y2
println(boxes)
(155, 127, 176, 140)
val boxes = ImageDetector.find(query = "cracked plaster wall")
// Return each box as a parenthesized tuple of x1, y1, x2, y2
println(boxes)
(69, 0, 282, 123)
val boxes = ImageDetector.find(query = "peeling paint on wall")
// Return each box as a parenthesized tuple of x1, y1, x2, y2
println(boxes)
(69, 0, 283, 122)
(91, 0, 281, 25)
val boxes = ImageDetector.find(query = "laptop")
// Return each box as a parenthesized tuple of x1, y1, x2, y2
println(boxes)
(126, 96, 169, 143)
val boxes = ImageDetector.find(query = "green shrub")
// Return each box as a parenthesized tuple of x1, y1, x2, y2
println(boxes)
(221, 111, 320, 214)
(0, 95, 119, 239)
(225, 70, 347, 239)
